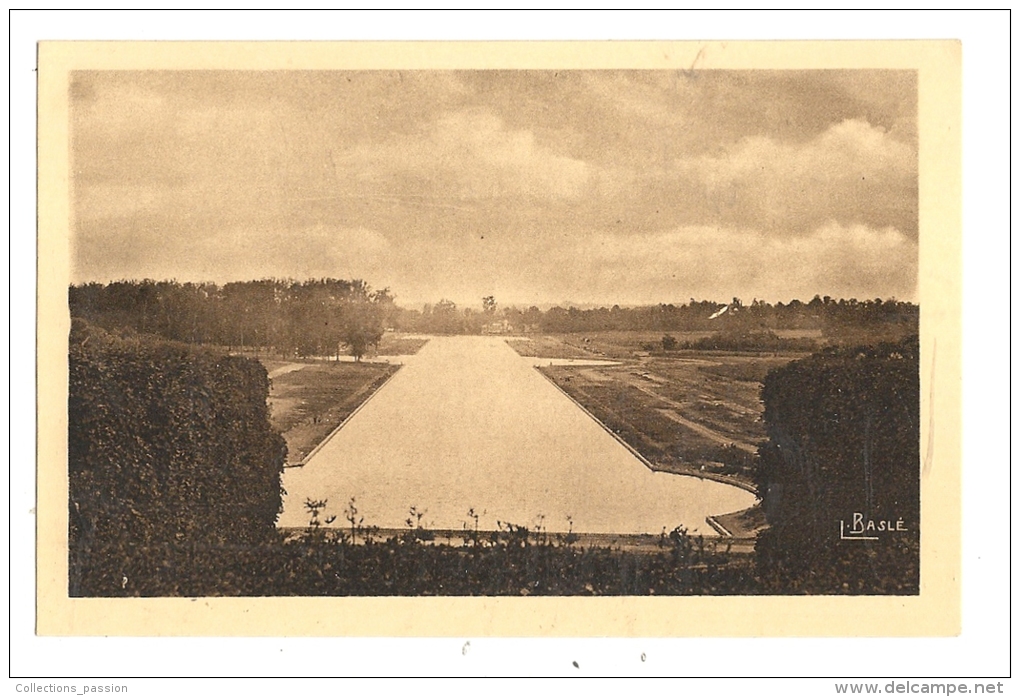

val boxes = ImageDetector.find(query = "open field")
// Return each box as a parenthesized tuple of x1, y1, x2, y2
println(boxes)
(548, 329, 825, 358)
(266, 361, 400, 465)
(227, 332, 428, 365)
(517, 333, 809, 498)
(257, 358, 300, 375)
(375, 332, 429, 357)
(505, 335, 594, 359)
(558, 331, 716, 359)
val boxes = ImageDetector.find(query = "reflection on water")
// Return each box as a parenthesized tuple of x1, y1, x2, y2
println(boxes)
(279, 335, 755, 535)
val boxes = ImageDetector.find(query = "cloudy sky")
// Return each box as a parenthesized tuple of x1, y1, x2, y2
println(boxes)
(70, 69, 917, 307)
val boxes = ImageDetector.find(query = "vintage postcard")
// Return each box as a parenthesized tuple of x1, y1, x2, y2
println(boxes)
(37, 40, 961, 636)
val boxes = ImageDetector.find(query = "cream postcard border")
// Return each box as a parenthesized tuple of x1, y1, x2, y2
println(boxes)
(36, 40, 961, 636)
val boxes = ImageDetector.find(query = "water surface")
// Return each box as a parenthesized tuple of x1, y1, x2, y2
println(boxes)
(279, 335, 755, 534)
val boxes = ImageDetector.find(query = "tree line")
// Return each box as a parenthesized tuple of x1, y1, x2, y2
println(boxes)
(518, 296, 914, 335)
(70, 279, 918, 351)
(394, 295, 917, 337)
(69, 278, 394, 360)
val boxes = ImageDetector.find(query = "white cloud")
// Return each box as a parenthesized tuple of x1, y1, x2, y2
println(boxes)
(338, 109, 591, 201)
(568, 222, 917, 303)
(677, 118, 917, 236)
(579, 72, 684, 125)
(237, 225, 394, 282)
(69, 73, 918, 304)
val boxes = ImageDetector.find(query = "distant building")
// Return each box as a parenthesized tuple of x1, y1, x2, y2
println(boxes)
(482, 319, 511, 334)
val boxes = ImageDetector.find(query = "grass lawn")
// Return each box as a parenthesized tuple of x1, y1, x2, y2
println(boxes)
(374, 333, 429, 356)
(266, 361, 399, 465)
(512, 333, 807, 491)
(505, 335, 593, 359)
(555, 330, 715, 359)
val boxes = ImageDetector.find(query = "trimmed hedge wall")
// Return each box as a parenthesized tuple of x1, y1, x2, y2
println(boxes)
(754, 336, 920, 594)
(68, 320, 286, 596)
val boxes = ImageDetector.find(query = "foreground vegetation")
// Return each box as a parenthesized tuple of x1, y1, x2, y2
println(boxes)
(76, 517, 761, 597)
(68, 290, 920, 596)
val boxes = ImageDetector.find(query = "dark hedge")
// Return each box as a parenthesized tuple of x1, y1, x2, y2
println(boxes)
(68, 320, 287, 596)
(754, 336, 920, 594)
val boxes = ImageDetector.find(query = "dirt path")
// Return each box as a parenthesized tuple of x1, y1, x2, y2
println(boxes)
(655, 409, 758, 453)
(621, 378, 758, 453)
(267, 363, 308, 379)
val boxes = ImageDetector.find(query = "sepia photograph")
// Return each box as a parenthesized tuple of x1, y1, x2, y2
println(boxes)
(35, 38, 963, 638)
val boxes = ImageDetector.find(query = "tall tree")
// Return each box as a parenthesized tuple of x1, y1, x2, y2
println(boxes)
(339, 297, 386, 361)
